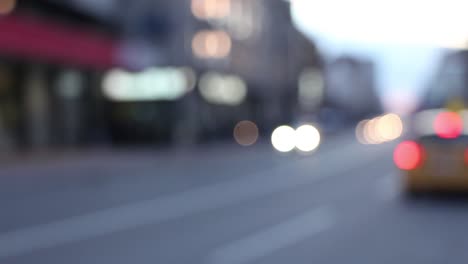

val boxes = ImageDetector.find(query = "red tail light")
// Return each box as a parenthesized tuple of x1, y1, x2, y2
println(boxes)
(394, 141, 424, 170)
(434, 112, 463, 139)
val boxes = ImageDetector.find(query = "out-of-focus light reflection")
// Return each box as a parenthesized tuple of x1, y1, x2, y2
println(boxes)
(298, 69, 324, 110)
(192, 30, 232, 59)
(364, 118, 382, 144)
(295, 124, 321, 152)
(181, 67, 197, 91)
(271, 126, 296, 153)
(356, 113, 403, 144)
(375, 113, 403, 141)
(192, 0, 231, 20)
(394, 141, 424, 170)
(233, 120, 259, 146)
(355, 120, 370, 145)
(55, 70, 84, 99)
(434, 111, 463, 139)
(102, 67, 194, 101)
(199, 72, 247, 106)
(0, 0, 15, 14)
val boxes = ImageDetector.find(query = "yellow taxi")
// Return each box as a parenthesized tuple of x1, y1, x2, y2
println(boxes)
(394, 106, 468, 194)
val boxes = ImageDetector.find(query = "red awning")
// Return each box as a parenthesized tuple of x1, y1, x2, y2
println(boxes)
(0, 14, 119, 69)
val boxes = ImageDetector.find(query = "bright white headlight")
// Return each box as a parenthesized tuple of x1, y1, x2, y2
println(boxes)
(271, 125, 296, 153)
(295, 124, 321, 152)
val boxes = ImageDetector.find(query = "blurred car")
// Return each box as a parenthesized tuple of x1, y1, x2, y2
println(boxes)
(394, 108, 468, 195)
(394, 50, 468, 195)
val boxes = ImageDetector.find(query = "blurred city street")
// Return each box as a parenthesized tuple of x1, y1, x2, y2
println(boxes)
(0, 129, 466, 264)
(1, 0, 468, 263)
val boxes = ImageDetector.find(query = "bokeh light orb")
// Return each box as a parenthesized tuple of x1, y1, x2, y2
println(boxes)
(271, 125, 295, 153)
(375, 113, 404, 141)
(295, 124, 321, 152)
(355, 120, 370, 144)
(394, 141, 424, 170)
(233, 120, 259, 146)
(357, 113, 403, 145)
(364, 118, 382, 144)
(434, 112, 463, 139)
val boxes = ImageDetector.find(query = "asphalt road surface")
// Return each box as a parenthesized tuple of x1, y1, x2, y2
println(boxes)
(0, 131, 467, 264)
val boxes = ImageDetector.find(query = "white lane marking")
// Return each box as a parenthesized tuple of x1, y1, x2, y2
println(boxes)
(375, 172, 400, 201)
(208, 207, 334, 264)
(0, 141, 390, 259)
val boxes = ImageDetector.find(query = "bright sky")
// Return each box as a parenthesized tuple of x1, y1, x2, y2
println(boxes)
(291, 0, 468, 48)
(289, 0, 468, 112)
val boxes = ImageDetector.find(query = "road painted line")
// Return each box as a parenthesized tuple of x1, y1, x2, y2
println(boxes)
(208, 207, 334, 264)
(0, 141, 391, 259)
